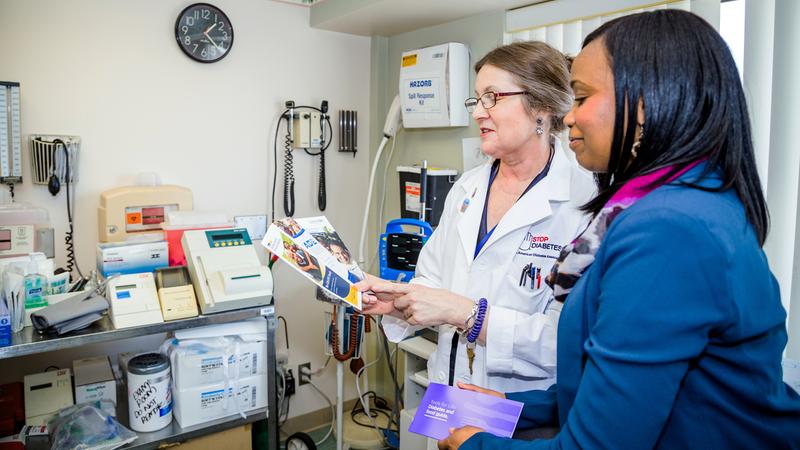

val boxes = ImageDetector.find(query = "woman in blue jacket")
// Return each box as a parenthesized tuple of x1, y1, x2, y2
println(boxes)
(439, 10, 800, 450)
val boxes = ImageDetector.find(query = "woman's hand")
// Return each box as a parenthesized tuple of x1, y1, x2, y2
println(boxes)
(356, 273, 404, 304)
(355, 274, 403, 317)
(355, 276, 474, 326)
(361, 298, 400, 316)
(393, 285, 474, 327)
(438, 426, 484, 449)
(457, 381, 505, 399)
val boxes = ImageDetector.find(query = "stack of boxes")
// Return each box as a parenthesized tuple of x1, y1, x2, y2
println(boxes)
(165, 335, 267, 427)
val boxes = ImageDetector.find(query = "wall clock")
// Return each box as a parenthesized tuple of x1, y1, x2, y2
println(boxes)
(175, 3, 233, 63)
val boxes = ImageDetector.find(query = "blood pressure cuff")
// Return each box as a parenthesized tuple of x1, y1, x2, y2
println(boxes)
(30, 290, 109, 335)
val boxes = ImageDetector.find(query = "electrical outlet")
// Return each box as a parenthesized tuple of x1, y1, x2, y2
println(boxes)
(298, 362, 311, 385)
(284, 369, 296, 396)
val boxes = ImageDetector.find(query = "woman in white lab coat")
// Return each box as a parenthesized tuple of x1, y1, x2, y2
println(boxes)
(358, 41, 595, 393)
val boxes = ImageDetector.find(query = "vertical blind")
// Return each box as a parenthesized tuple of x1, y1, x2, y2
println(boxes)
(504, 1, 690, 54)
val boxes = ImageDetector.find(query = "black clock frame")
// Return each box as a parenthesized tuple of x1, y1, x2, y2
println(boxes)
(174, 3, 234, 63)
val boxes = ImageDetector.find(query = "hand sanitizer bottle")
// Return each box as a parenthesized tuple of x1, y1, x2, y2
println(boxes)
(23, 260, 47, 310)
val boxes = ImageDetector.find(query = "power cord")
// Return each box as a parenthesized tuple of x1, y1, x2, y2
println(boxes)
(276, 364, 295, 428)
(296, 359, 335, 447)
(270, 103, 333, 219)
(283, 131, 295, 217)
(51, 138, 83, 279)
(350, 391, 397, 432)
(330, 306, 361, 361)
(271, 107, 291, 223)
(277, 315, 290, 349)
(306, 379, 335, 447)
(353, 321, 399, 448)
(367, 135, 399, 273)
(381, 320, 403, 435)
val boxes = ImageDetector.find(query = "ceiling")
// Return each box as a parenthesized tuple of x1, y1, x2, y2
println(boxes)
(308, 0, 550, 37)
(272, 0, 320, 6)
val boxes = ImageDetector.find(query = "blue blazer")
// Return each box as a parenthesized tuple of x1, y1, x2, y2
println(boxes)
(462, 165, 800, 449)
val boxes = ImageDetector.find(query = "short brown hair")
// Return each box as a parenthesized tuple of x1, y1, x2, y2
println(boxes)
(475, 41, 572, 133)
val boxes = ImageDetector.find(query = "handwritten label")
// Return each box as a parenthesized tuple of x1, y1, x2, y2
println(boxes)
(130, 376, 171, 428)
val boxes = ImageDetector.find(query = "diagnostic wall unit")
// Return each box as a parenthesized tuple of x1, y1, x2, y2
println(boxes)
(399, 43, 470, 128)
(0, 82, 22, 184)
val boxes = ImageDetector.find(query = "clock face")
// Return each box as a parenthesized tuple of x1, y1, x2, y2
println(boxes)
(175, 3, 233, 63)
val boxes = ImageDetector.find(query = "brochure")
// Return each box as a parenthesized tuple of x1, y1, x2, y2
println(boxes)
(261, 216, 363, 310)
(408, 383, 524, 440)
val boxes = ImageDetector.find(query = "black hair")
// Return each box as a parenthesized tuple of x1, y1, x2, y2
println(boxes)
(581, 9, 769, 245)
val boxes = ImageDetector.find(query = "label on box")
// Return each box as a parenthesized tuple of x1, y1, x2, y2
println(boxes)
(201, 357, 223, 375)
(200, 389, 225, 410)
(76, 381, 116, 405)
(97, 241, 168, 277)
(404, 182, 421, 213)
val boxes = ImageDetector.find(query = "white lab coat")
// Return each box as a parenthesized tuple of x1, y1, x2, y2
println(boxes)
(383, 145, 595, 393)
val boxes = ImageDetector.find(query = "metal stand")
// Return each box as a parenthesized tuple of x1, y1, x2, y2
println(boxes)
(0, 306, 278, 450)
(263, 306, 280, 450)
(336, 303, 345, 450)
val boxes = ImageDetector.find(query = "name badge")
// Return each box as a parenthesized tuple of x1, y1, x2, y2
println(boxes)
(459, 187, 478, 213)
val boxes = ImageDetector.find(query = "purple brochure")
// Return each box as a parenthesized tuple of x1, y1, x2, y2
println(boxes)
(408, 383, 524, 440)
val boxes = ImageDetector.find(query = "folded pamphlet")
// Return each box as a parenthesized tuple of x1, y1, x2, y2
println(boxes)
(409, 382, 524, 440)
(261, 217, 363, 310)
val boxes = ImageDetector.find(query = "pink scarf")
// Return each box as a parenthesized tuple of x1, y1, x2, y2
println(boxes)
(547, 161, 702, 302)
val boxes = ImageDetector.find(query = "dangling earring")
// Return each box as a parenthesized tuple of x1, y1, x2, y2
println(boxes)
(536, 117, 544, 136)
(631, 123, 644, 158)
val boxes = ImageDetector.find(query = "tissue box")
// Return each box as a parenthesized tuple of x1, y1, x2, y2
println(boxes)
(173, 374, 266, 428)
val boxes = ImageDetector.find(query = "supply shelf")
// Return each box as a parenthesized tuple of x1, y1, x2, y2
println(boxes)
(0, 306, 271, 359)
(1, 304, 279, 450)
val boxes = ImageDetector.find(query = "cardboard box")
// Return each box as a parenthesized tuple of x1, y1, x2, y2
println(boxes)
(176, 424, 252, 450)
(73, 356, 117, 405)
(173, 375, 266, 428)
(167, 338, 267, 389)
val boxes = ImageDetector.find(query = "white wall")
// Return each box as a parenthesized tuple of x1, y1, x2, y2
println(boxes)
(0, 0, 371, 418)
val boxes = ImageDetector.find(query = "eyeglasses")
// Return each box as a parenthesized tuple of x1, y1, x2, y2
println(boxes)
(464, 91, 528, 113)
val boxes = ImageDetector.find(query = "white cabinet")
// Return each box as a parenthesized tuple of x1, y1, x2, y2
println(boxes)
(397, 335, 436, 450)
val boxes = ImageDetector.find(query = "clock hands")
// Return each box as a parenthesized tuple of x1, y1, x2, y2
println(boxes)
(202, 22, 224, 51)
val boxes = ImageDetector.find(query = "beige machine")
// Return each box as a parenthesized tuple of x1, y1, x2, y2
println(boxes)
(98, 185, 192, 242)
(182, 228, 273, 314)
(23, 369, 74, 426)
(155, 266, 199, 320)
